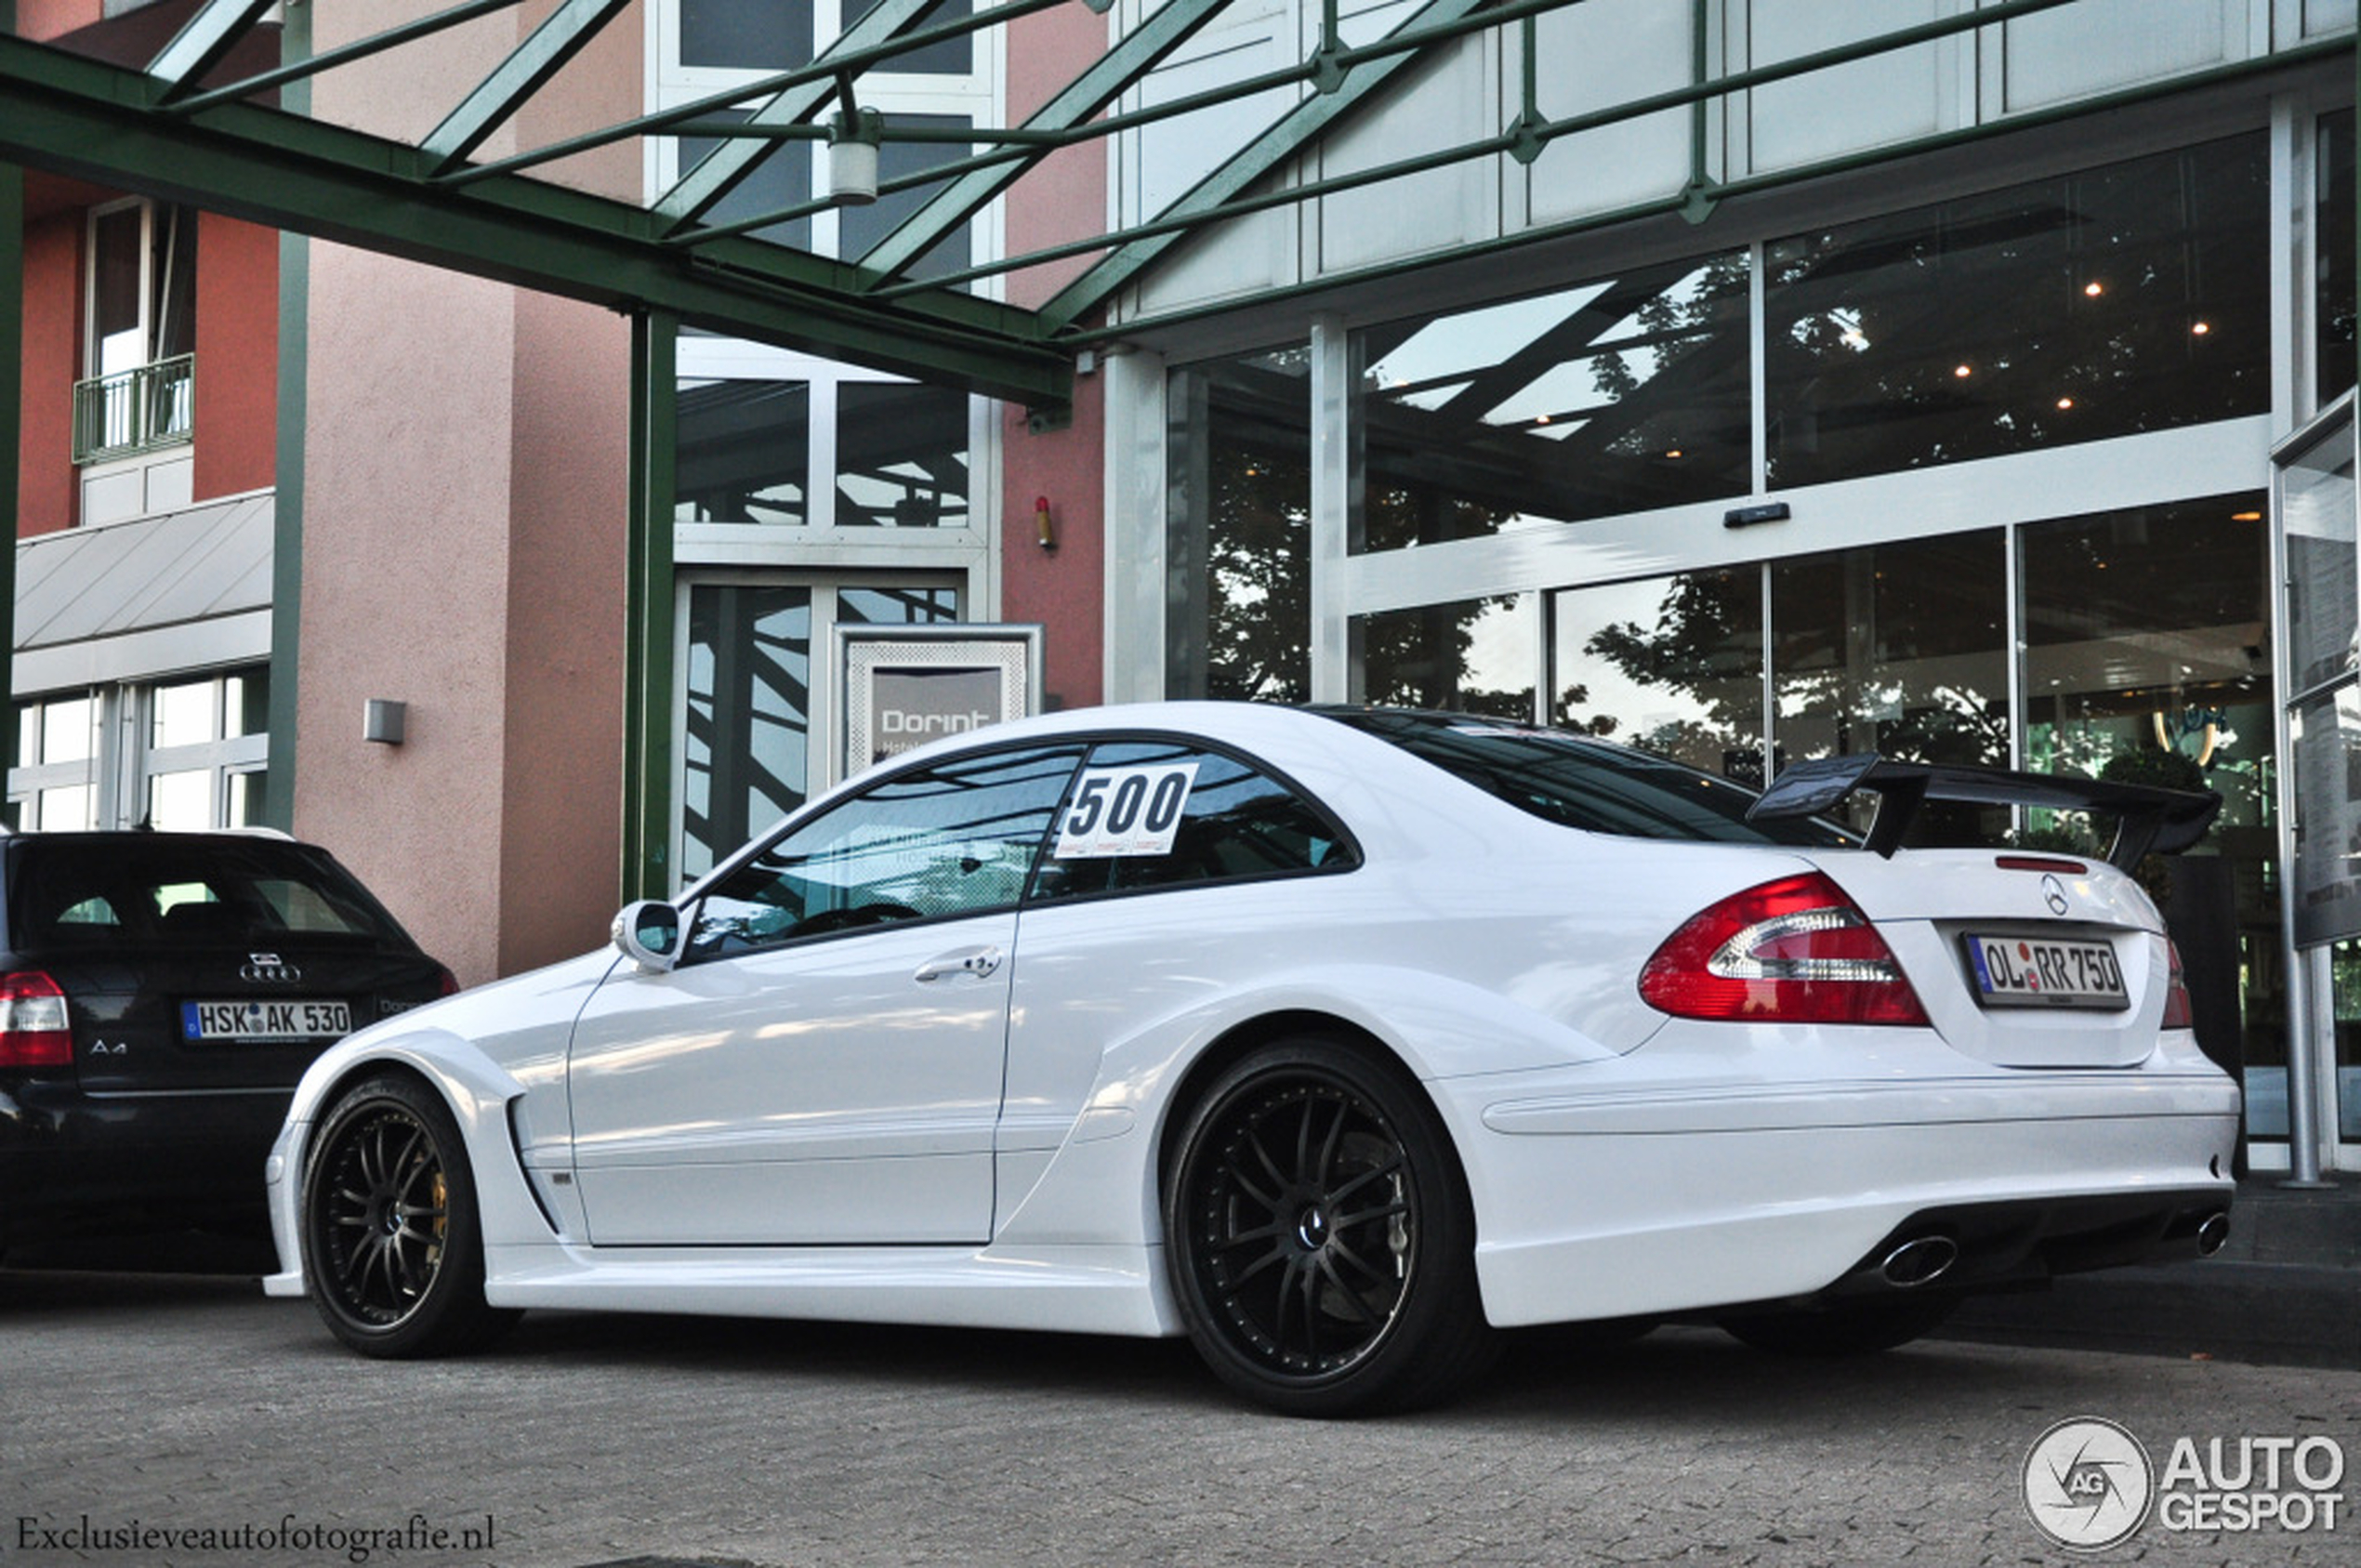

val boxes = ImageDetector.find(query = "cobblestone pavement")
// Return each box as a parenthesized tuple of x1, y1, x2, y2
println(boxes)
(3, 1267, 2357, 1568)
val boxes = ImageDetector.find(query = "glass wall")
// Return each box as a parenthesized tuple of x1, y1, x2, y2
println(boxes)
(1352, 597, 1535, 718)
(1351, 254, 1750, 550)
(1166, 346, 1313, 702)
(679, 581, 960, 879)
(677, 379, 811, 524)
(1765, 134, 2270, 489)
(1552, 568, 1763, 779)
(1153, 112, 2356, 1153)
(1774, 532, 2009, 774)
(2319, 110, 2354, 402)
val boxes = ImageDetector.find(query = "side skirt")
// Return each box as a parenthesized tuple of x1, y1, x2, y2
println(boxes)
(481, 1240, 1180, 1337)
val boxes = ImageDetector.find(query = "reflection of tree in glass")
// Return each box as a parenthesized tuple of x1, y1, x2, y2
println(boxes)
(1206, 443, 1313, 703)
(1572, 572, 1757, 772)
(1358, 597, 1532, 720)
(1588, 256, 1749, 464)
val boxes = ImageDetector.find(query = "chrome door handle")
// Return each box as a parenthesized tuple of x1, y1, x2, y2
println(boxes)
(915, 945, 1002, 982)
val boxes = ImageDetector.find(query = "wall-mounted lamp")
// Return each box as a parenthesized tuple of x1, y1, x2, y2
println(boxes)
(827, 107, 884, 205)
(363, 698, 407, 745)
(1035, 495, 1057, 551)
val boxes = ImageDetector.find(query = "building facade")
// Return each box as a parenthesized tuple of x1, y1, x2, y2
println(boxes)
(7, 0, 2360, 1175)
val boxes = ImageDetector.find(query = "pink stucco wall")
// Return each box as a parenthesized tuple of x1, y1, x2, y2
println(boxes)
(294, 1, 632, 985)
(1001, 4, 1115, 712)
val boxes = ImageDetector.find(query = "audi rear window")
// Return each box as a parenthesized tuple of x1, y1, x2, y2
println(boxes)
(1318, 708, 1856, 848)
(7, 837, 408, 948)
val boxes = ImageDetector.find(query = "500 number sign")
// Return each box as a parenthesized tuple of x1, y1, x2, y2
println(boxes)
(1054, 763, 1199, 859)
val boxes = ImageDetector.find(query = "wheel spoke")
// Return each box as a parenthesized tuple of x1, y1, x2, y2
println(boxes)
(1314, 1253, 1383, 1326)
(1323, 1233, 1398, 1290)
(1212, 1218, 1287, 1248)
(1327, 1157, 1405, 1208)
(1220, 1153, 1284, 1212)
(1292, 1257, 1325, 1363)
(1246, 1122, 1293, 1197)
(1313, 1096, 1349, 1187)
(1227, 1241, 1288, 1290)
(1328, 1197, 1409, 1232)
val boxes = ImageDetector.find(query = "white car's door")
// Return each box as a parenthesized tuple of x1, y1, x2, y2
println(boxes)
(566, 743, 1086, 1246)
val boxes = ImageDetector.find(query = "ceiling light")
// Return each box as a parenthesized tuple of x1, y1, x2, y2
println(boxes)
(827, 107, 883, 205)
(2191, 320, 2211, 336)
(1954, 364, 1972, 378)
(2083, 281, 2104, 297)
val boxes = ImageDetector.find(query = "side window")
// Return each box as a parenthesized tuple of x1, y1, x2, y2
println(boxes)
(688, 744, 1085, 961)
(1033, 740, 1356, 902)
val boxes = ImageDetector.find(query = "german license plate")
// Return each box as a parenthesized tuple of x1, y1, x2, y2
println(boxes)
(1964, 935, 2128, 1009)
(180, 999, 352, 1041)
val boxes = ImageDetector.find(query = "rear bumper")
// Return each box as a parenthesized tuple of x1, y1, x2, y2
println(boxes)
(0, 1079, 291, 1245)
(1440, 1052, 2242, 1329)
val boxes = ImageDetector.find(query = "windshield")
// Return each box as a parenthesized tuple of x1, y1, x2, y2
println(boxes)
(1318, 708, 1856, 849)
(8, 836, 413, 948)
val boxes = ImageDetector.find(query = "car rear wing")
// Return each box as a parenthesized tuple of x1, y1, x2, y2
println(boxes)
(1746, 755, 2221, 871)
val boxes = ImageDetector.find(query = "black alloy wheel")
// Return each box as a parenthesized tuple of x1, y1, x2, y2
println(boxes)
(300, 1074, 518, 1358)
(1166, 1038, 1493, 1416)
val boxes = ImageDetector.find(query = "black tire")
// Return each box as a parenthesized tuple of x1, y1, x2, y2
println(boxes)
(299, 1073, 520, 1358)
(1716, 1294, 1959, 1357)
(1164, 1038, 1495, 1416)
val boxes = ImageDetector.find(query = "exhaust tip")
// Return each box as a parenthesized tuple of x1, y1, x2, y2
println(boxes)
(1880, 1233, 1959, 1289)
(2196, 1211, 2231, 1257)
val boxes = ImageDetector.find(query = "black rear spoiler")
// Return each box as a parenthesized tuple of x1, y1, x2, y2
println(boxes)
(1746, 755, 2221, 871)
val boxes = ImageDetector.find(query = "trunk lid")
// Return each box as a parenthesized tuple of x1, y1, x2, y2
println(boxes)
(1798, 848, 2172, 1068)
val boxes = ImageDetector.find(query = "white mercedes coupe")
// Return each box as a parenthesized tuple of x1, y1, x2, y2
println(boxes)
(263, 702, 2240, 1415)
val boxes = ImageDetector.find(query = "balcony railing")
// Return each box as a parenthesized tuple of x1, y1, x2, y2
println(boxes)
(72, 353, 195, 467)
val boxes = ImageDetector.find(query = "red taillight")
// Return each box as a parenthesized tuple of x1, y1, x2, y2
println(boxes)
(1640, 872, 1930, 1026)
(2162, 940, 2194, 1030)
(436, 966, 463, 998)
(0, 970, 74, 1068)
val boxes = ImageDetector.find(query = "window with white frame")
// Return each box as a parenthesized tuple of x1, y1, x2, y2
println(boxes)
(7, 669, 270, 833)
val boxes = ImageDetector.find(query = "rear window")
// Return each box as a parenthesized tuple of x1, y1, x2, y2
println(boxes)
(1319, 709, 1856, 849)
(7, 836, 410, 949)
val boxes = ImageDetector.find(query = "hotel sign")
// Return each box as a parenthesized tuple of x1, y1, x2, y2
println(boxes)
(838, 624, 1044, 779)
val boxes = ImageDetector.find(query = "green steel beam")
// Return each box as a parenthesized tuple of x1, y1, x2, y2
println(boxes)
(623, 310, 678, 903)
(1086, 33, 2356, 345)
(0, 161, 20, 792)
(1035, 0, 1501, 333)
(444, 0, 1073, 194)
(166, 0, 527, 118)
(262, 0, 312, 837)
(421, 0, 634, 176)
(855, 0, 1232, 282)
(0, 33, 1069, 406)
(1017, 0, 2093, 325)
(651, 0, 942, 233)
(147, 0, 280, 103)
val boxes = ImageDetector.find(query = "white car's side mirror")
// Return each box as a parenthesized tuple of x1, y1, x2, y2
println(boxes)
(612, 899, 684, 973)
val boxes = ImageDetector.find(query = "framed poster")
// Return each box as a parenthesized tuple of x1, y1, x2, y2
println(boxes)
(837, 624, 1044, 777)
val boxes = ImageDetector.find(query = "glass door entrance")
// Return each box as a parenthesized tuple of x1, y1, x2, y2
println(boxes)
(677, 575, 959, 881)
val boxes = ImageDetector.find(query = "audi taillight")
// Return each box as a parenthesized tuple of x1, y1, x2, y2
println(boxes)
(1640, 872, 1929, 1026)
(0, 970, 73, 1068)
(2162, 940, 2194, 1030)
